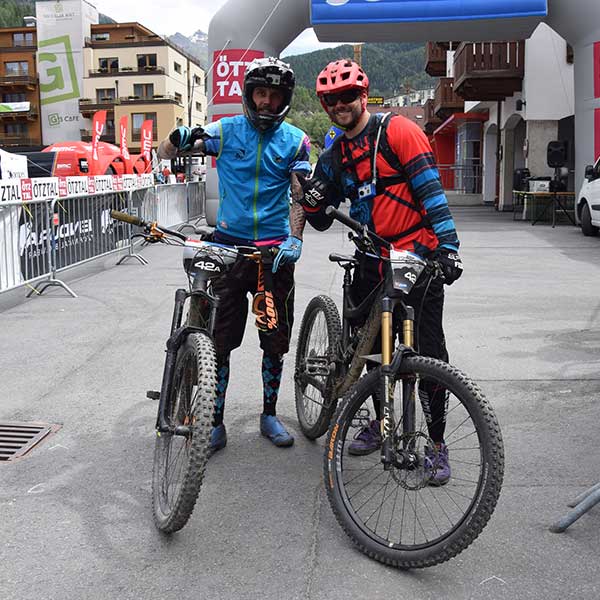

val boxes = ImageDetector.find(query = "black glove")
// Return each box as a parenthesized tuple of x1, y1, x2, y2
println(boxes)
(434, 248, 463, 285)
(168, 126, 205, 151)
(296, 174, 328, 210)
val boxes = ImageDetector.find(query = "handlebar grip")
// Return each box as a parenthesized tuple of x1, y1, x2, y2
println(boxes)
(110, 210, 145, 228)
(324, 206, 391, 249)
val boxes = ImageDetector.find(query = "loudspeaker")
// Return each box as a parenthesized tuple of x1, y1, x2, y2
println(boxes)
(547, 140, 568, 168)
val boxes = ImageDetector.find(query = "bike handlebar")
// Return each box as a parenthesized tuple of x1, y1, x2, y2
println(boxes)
(325, 206, 391, 250)
(110, 209, 187, 241)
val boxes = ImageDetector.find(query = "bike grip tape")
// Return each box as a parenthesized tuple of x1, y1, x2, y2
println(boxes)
(110, 210, 144, 227)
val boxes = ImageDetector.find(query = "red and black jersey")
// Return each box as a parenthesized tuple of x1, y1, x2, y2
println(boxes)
(308, 114, 459, 256)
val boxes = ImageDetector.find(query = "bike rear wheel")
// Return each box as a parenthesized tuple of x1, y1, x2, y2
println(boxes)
(324, 355, 504, 568)
(295, 295, 342, 439)
(152, 332, 216, 533)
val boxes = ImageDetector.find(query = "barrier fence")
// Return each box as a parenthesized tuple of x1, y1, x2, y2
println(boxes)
(0, 179, 205, 298)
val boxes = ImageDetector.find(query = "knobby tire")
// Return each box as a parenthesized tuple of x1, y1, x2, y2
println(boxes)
(152, 332, 216, 533)
(324, 355, 504, 568)
(295, 295, 342, 439)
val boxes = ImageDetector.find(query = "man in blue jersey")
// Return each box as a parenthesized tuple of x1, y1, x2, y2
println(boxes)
(158, 57, 311, 451)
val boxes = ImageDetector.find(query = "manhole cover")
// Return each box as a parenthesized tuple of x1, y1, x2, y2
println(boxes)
(0, 422, 59, 462)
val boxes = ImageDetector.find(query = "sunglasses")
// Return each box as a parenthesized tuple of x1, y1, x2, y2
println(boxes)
(322, 89, 362, 107)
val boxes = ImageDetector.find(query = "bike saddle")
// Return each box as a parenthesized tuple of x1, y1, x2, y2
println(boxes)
(329, 253, 358, 265)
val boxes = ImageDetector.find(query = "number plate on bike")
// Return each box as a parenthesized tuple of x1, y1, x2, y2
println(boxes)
(183, 240, 238, 276)
(389, 249, 426, 294)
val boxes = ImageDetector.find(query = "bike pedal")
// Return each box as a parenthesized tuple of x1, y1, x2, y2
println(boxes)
(146, 390, 160, 400)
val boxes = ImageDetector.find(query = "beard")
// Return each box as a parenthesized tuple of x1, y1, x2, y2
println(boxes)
(329, 102, 364, 131)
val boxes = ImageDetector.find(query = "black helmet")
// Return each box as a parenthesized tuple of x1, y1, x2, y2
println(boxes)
(242, 57, 295, 131)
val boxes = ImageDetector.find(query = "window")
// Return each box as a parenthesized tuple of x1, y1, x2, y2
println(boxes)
(132, 112, 157, 140)
(174, 92, 182, 104)
(4, 122, 27, 136)
(195, 101, 202, 112)
(194, 74, 202, 86)
(174, 62, 182, 74)
(137, 54, 157, 69)
(96, 88, 116, 102)
(98, 57, 119, 72)
(12, 32, 34, 47)
(92, 32, 110, 41)
(133, 83, 154, 98)
(3, 92, 26, 102)
(5, 61, 28, 76)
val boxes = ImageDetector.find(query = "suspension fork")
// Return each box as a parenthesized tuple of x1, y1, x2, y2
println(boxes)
(156, 288, 217, 434)
(380, 299, 416, 469)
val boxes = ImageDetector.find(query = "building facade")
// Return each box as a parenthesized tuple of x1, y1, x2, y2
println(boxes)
(80, 22, 206, 153)
(0, 26, 43, 151)
(0, 5, 206, 156)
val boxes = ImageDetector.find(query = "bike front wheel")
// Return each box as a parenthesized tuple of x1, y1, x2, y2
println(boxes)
(324, 355, 504, 568)
(152, 332, 216, 533)
(294, 295, 342, 439)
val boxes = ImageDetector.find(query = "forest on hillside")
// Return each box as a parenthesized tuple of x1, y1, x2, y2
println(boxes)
(0, 0, 33, 27)
(286, 42, 434, 98)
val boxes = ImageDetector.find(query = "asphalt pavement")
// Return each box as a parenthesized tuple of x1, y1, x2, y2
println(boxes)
(1, 206, 599, 599)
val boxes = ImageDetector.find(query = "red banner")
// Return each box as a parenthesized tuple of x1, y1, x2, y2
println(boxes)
(140, 119, 154, 169)
(595, 42, 600, 99)
(119, 115, 130, 162)
(91, 110, 107, 164)
(212, 49, 264, 105)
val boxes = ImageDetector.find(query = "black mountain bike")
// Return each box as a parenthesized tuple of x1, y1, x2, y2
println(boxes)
(299, 207, 504, 568)
(110, 210, 274, 533)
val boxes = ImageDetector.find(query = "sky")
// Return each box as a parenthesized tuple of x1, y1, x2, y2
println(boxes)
(88, 0, 343, 56)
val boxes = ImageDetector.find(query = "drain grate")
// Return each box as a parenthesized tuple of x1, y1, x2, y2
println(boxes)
(0, 422, 57, 462)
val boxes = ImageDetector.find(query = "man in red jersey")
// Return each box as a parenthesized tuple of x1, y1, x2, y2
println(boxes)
(299, 59, 463, 485)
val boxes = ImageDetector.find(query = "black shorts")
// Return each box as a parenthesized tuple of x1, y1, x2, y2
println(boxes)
(210, 260, 295, 357)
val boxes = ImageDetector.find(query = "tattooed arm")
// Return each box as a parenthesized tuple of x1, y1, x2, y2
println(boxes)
(290, 172, 307, 240)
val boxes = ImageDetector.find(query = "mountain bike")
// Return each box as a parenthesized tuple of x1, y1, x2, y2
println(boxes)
(110, 210, 276, 533)
(307, 207, 504, 568)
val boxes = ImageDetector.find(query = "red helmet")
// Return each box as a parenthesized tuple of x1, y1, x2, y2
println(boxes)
(316, 59, 369, 97)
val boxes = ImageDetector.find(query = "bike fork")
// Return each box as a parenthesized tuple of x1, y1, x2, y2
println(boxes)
(156, 288, 188, 434)
(380, 302, 417, 470)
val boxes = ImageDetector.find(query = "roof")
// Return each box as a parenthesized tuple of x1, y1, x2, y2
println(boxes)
(366, 105, 426, 130)
(433, 111, 489, 136)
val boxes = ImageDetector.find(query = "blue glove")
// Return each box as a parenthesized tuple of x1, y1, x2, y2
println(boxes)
(169, 126, 205, 151)
(272, 236, 302, 273)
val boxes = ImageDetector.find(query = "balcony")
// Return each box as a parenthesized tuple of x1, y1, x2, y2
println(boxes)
(85, 34, 162, 48)
(423, 99, 443, 135)
(425, 42, 447, 77)
(79, 98, 118, 117)
(453, 41, 525, 101)
(80, 128, 116, 142)
(0, 104, 38, 120)
(0, 74, 37, 89)
(89, 65, 166, 77)
(0, 135, 37, 147)
(433, 77, 464, 120)
(119, 94, 182, 105)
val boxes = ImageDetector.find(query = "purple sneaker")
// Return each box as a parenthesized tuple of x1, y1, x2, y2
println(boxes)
(348, 420, 382, 456)
(425, 443, 450, 486)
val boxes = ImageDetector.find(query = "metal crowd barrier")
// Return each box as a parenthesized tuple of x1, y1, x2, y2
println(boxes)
(0, 181, 206, 299)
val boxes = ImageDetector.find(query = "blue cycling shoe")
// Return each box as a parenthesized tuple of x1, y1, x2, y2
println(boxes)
(209, 423, 227, 453)
(260, 414, 294, 447)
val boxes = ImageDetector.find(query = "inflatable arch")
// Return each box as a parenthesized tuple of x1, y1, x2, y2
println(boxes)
(206, 0, 600, 221)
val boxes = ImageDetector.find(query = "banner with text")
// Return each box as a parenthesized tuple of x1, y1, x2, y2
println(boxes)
(211, 49, 264, 105)
(36, 0, 98, 144)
